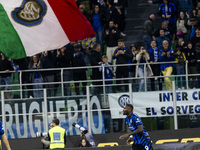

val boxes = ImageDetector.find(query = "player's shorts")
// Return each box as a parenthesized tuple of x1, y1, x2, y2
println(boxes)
(132, 144, 153, 150)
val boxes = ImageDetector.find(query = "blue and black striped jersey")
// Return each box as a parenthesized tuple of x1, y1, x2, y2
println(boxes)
(0, 121, 5, 140)
(126, 113, 153, 150)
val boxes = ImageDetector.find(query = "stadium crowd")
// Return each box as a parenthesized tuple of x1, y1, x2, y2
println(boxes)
(0, 0, 200, 99)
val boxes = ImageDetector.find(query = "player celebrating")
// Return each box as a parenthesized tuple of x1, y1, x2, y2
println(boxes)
(119, 104, 153, 150)
(0, 121, 11, 150)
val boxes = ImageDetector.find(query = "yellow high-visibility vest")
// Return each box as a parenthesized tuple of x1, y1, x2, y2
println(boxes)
(49, 126, 65, 149)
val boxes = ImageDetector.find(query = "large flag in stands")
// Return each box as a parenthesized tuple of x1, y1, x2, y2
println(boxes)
(0, 0, 95, 59)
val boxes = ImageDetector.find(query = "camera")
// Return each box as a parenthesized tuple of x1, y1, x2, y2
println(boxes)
(36, 132, 48, 138)
(72, 122, 88, 134)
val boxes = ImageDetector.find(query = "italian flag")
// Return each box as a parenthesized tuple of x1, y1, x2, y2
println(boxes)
(0, 0, 95, 59)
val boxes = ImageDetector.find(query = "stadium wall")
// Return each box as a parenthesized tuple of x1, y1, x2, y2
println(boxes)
(4, 128, 200, 150)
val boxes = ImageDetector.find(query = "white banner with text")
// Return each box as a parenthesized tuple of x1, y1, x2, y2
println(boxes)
(108, 90, 200, 118)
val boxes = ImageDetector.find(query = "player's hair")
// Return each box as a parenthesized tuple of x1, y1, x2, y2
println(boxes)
(52, 118, 60, 125)
(126, 104, 133, 111)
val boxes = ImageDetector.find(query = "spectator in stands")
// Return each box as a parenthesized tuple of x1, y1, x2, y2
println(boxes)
(174, 48, 186, 89)
(191, 9, 197, 18)
(194, 42, 200, 88)
(90, 4, 105, 45)
(149, 41, 163, 91)
(104, 0, 116, 27)
(192, 0, 198, 10)
(118, 0, 128, 14)
(195, 1, 200, 15)
(175, 37, 186, 52)
(79, 4, 90, 20)
(184, 42, 197, 89)
(14, 58, 33, 98)
(147, 0, 177, 4)
(135, 46, 153, 92)
(154, 21, 175, 43)
(89, 0, 104, 11)
(41, 51, 56, 97)
(113, 3, 126, 37)
(0, 53, 13, 99)
(90, 43, 102, 95)
(104, 20, 120, 74)
(176, 11, 189, 41)
(196, 9, 200, 26)
(190, 27, 200, 48)
(129, 44, 138, 92)
(158, 40, 175, 90)
(99, 55, 113, 93)
(158, 0, 176, 28)
(156, 28, 171, 51)
(72, 44, 87, 95)
(56, 45, 73, 96)
(186, 17, 197, 42)
(177, 0, 192, 14)
(143, 14, 156, 51)
(113, 39, 132, 92)
(29, 54, 43, 98)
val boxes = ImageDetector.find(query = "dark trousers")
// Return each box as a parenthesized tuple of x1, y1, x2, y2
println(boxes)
(132, 143, 153, 150)
(21, 72, 33, 98)
(116, 68, 129, 92)
(196, 62, 200, 88)
(73, 70, 87, 95)
(150, 64, 162, 91)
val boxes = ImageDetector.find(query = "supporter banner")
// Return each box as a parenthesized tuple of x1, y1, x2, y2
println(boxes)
(108, 90, 200, 118)
(4, 96, 105, 139)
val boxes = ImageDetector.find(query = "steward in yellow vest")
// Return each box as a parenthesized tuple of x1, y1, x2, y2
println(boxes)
(48, 118, 66, 149)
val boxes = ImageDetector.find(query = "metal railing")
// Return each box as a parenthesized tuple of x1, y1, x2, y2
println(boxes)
(0, 60, 198, 99)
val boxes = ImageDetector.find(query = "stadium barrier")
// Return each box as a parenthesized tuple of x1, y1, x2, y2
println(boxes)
(1, 84, 200, 139)
(0, 60, 196, 98)
(4, 128, 200, 150)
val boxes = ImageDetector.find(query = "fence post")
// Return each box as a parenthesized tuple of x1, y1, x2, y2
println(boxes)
(129, 83, 133, 105)
(172, 81, 178, 130)
(144, 64, 147, 91)
(102, 65, 106, 107)
(61, 68, 64, 97)
(1, 91, 6, 135)
(43, 89, 48, 132)
(19, 71, 23, 99)
(185, 61, 189, 89)
(86, 86, 92, 134)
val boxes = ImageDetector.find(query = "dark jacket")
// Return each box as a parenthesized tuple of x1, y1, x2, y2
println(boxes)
(190, 35, 200, 49)
(13, 58, 29, 70)
(90, 50, 102, 80)
(56, 49, 73, 68)
(72, 51, 87, 73)
(184, 47, 197, 67)
(143, 18, 154, 36)
(130, 52, 137, 72)
(41, 52, 56, 77)
(104, 27, 120, 47)
(104, 5, 116, 25)
(113, 46, 132, 70)
(0, 58, 13, 78)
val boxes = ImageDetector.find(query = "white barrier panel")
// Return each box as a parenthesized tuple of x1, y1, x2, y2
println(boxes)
(3, 96, 105, 139)
(108, 89, 200, 118)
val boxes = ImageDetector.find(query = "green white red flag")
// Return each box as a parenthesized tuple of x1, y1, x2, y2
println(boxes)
(0, 0, 95, 59)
